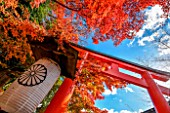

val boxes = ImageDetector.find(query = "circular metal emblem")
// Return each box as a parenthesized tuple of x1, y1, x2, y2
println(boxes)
(18, 64, 47, 86)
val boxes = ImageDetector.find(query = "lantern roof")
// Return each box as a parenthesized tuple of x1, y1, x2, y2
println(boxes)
(29, 39, 78, 79)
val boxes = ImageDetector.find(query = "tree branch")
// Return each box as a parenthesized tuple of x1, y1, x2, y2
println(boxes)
(53, 0, 81, 11)
(157, 35, 170, 49)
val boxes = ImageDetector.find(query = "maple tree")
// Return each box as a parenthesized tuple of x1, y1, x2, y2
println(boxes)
(64, 0, 169, 45)
(0, 0, 169, 112)
(0, 0, 169, 68)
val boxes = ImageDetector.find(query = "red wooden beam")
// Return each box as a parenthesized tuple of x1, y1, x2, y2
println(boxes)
(102, 64, 170, 96)
(158, 85, 170, 96)
(102, 63, 148, 88)
(88, 53, 169, 82)
(70, 44, 170, 82)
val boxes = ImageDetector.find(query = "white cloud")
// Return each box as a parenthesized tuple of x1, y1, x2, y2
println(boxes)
(138, 109, 143, 113)
(108, 109, 118, 113)
(129, 5, 170, 55)
(136, 30, 145, 38)
(103, 86, 134, 96)
(124, 87, 134, 93)
(103, 108, 143, 113)
(103, 87, 117, 95)
(138, 36, 155, 46)
(102, 108, 118, 113)
(142, 5, 165, 30)
(127, 39, 136, 47)
(120, 110, 134, 113)
(136, 5, 165, 40)
(131, 5, 165, 41)
(119, 109, 144, 113)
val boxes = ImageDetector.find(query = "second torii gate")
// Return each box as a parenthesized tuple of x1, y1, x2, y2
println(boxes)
(45, 43, 170, 113)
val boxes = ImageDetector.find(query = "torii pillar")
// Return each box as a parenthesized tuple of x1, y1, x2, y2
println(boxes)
(45, 78, 74, 113)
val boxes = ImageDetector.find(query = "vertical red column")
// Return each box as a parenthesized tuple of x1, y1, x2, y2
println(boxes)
(142, 71, 170, 113)
(45, 78, 74, 113)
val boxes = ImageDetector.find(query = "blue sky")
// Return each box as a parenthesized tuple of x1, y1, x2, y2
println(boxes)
(85, 38, 157, 63)
(95, 85, 152, 112)
(84, 36, 155, 113)
(81, 5, 170, 113)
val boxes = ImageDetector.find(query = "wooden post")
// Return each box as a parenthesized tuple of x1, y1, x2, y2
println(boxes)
(0, 58, 61, 113)
(45, 78, 74, 113)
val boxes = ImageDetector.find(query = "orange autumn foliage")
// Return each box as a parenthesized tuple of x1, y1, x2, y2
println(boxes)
(0, 0, 79, 65)
(0, 0, 169, 63)
(69, 0, 168, 44)
(0, 0, 169, 112)
(68, 51, 127, 112)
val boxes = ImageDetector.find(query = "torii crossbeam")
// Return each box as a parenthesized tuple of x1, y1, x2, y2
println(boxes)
(45, 43, 170, 113)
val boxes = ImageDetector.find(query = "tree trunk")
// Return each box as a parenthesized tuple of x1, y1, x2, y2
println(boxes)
(0, 58, 61, 113)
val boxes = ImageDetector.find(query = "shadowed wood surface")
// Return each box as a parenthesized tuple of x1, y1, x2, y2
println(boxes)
(29, 38, 78, 79)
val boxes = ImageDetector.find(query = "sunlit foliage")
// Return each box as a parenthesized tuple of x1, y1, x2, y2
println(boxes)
(0, 0, 169, 112)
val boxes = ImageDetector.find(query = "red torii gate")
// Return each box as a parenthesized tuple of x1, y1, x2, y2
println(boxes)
(45, 43, 170, 113)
